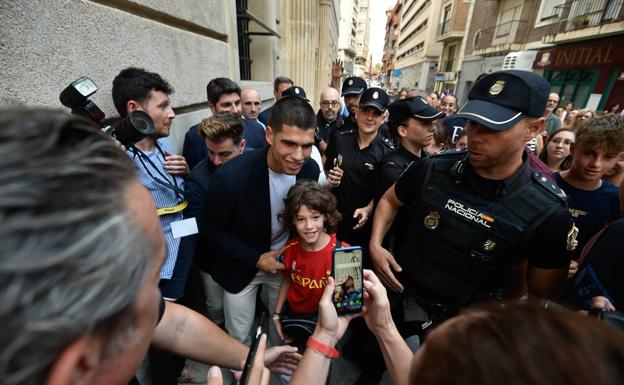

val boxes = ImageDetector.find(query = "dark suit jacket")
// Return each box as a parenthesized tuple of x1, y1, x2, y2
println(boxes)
(258, 106, 272, 126)
(197, 147, 320, 293)
(183, 119, 266, 170)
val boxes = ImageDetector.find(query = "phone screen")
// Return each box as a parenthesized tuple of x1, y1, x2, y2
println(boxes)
(332, 247, 364, 314)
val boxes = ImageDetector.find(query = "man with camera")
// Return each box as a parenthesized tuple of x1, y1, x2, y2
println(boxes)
(112, 67, 197, 384)
(113, 67, 192, 302)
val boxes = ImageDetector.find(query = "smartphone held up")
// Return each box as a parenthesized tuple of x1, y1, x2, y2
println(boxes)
(332, 246, 364, 315)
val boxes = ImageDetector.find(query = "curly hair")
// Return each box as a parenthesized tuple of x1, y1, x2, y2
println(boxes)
(279, 180, 341, 237)
(575, 114, 624, 153)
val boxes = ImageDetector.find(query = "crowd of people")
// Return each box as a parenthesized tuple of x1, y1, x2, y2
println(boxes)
(2, 61, 624, 385)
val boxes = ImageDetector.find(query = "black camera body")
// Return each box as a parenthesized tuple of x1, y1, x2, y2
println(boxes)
(60, 77, 155, 146)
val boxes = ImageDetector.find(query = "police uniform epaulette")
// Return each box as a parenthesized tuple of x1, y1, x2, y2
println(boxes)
(531, 172, 567, 201)
(382, 136, 395, 150)
(336, 129, 356, 136)
(430, 148, 467, 158)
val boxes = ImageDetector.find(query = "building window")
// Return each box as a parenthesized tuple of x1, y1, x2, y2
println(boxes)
(236, 0, 252, 80)
(236, 0, 280, 81)
(535, 0, 565, 27)
(496, 5, 521, 37)
(441, 5, 452, 35)
(444, 45, 456, 72)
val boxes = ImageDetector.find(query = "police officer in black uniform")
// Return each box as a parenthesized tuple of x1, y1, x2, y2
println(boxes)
(325, 87, 395, 261)
(370, 70, 574, 324)
(375, 96, 445, 260)
(375, 96, 446, 201)
(341, 76, 367, 132)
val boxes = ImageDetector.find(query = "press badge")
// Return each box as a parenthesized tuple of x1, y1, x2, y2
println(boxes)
(171, 218, 199, 239)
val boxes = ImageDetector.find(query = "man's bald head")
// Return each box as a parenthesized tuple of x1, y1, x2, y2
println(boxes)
(241, 88, 262, 121)
(319, 87, 341, 123)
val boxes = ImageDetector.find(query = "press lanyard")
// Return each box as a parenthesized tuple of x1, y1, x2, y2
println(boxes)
(130, 143, 185, 201)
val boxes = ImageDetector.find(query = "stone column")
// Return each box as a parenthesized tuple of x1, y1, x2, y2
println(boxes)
(315, 0, 337, 107)
(279, 0, 319, 104)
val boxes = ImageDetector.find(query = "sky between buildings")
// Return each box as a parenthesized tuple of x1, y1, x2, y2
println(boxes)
(369, 0, 397, 64)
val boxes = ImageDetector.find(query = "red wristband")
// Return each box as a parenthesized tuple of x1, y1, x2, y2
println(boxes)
(306, 337, 339, 359)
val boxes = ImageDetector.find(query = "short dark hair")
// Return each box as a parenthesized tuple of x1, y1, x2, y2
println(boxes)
(198, 112, 244, 144)
(112, 67, 174, 117)
(387, 118, 409, 146)
(269, 96, 316, 134)
(279, 179, 341, 237)
(274, 76, 294, 91)
(206, 78, 241, 105)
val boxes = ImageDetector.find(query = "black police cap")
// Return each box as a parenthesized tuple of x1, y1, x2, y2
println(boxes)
(359, 87, 389, 112)
(281, 86, 309, 101)
(456, 70, 550, 131)
(341, 77, 367, 96)
(388, 96, 445, 123)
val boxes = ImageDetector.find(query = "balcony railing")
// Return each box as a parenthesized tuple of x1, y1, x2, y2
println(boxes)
(545, 0, 623, 36)
(473, 20, 529, 51)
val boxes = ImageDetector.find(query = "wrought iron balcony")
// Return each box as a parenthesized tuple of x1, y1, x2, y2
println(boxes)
(544, 0, 623, 41)
(436, 19, 464, 42)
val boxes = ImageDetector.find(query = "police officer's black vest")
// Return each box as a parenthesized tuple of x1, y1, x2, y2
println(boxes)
(399, 151, 564, 307)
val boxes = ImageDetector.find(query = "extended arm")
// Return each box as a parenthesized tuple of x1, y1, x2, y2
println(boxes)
(362, 270, 414, 385)
(369, 185, 404, 292)
(274, 277, 292, 340)
(153, 302, 300, 373)
(153, 301, 249, 369)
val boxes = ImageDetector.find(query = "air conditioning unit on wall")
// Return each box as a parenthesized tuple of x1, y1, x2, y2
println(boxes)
(502, 51, 538, 71)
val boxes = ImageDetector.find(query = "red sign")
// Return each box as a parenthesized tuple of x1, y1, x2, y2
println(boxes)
(534, 37, 624, 70)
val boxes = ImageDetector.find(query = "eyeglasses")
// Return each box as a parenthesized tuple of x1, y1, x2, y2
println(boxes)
(321, 101, 340, 107)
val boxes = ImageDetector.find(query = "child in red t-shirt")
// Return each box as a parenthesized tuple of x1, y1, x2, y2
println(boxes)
(274, 179, 344, 347)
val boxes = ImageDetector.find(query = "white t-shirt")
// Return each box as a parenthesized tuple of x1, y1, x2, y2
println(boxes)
(268, 169, 297, 251)
(311, 145, 328, 186)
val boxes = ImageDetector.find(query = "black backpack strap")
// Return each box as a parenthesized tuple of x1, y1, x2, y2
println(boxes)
(335, 239, 342, 249)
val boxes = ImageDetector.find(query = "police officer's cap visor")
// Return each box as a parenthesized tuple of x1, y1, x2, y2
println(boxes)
(342, 87, 365, 96)
(414, 105, 445, 121)
(360, 101, 386, 112)
(456, 99, 524, 131)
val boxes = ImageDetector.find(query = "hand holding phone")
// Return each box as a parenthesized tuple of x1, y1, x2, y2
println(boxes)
(332, 246, 364, 315)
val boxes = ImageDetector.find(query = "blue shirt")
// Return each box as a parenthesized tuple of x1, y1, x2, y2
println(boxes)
(555, 173, 620, 258)
(129, 138, 185, 279)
